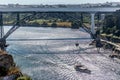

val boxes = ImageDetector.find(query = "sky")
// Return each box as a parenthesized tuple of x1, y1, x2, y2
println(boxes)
(0, 0, 119, 5)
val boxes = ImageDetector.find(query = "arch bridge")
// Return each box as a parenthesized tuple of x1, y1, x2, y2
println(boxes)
(0, 6, 120, 50)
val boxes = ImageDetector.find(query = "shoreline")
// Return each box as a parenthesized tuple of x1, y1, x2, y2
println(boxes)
(0, 50, 31, 80)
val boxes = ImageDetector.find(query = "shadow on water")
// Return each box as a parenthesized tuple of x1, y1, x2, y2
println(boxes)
(6, 38, 106, 54)
(7, 38, 92, 41)
(7, 43, 108, 54)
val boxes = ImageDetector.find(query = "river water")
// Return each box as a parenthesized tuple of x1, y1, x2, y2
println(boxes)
(4, 26, 120, 80)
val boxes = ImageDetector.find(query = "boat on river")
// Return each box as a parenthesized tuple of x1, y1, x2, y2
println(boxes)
(74, 64, 91, 74)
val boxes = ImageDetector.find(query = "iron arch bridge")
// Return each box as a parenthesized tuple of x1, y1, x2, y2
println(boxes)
(0, 6, 120, 50)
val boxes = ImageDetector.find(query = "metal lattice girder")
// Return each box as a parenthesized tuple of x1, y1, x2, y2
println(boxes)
(1, 13, 36, 40)
(81, 24, 95, 39)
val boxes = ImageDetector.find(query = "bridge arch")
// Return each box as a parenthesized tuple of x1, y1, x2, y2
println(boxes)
(0, 7, 119, 50)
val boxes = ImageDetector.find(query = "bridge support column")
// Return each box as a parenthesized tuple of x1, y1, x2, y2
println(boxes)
(81, 13, 83, 23)
(0, 13, 6, 50)
(90, 13, 95, 34)
(96, 13, 101, 27)
(16, 13, 20, 26)
(0, 13, 4, 38)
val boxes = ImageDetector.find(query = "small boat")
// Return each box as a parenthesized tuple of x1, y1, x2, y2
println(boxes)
(74, 64, 91, 74)
(75, 43, 79, 47)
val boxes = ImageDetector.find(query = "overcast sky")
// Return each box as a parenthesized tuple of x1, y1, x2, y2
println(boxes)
(0, 0, 119, 5)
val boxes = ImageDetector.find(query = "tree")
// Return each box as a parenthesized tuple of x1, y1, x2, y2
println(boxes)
(113, 10, 120, 36)
(102, 10, 120, 36)
(71, 20, 82, 29)
(114, 30, 120, 37)
(102, 15, 115, 34)
(32, 21, 40, 26)
(104, 15, 115, 28)
(41, 22, 48, 27)
(51, 22, 57, 27)
(115, 10, 120, 30)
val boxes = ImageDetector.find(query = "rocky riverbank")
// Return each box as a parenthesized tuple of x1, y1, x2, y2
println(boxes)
(0, 50, 31, 80)
(92, 34, 120, 59)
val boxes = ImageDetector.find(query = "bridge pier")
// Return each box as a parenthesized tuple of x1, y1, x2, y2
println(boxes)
(81, 13, 83, 23)
(0, 13, 6, 50)
(0, 13, 4, 38)
(97, 13, 100, 27)
(90, 13, 95, 34)
(16, 13, 20, 26)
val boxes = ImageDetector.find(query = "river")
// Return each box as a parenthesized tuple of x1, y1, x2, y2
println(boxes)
(4, 26, 120, 80)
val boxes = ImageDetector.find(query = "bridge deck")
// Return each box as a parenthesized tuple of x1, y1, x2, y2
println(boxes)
(0, 7, 120, 13)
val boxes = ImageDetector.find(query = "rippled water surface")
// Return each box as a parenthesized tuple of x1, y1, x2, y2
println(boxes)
(4, 26, 120, 80)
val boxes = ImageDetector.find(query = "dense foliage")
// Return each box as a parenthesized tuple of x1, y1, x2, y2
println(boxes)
(102, 10, 120, 37)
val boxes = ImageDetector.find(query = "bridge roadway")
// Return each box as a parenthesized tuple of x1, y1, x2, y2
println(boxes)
(0, 7, 120, 13)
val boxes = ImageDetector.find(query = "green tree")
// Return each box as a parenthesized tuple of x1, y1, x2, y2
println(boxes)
(41, 22, 48, 27)
(51, 22, 57, 27)
(104, 15, 115, 28)
(71, 20, 82, 29)
(103, 15, 115, 34)
(32, 21, 40, 26)
(115, 10, 120, 30)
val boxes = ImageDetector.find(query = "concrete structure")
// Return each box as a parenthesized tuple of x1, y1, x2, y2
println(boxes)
(0, 7, 120, 13)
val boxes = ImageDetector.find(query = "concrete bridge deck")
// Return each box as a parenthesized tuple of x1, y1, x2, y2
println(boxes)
(0, 7, 120, 13)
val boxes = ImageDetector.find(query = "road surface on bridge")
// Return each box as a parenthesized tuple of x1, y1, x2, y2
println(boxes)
(0, 7, 120, 12)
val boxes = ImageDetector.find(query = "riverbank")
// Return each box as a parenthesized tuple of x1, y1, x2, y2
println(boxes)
(0, 50, 31, 80)
(101, 40, 120, 59)
(100, 34, 120, 58)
